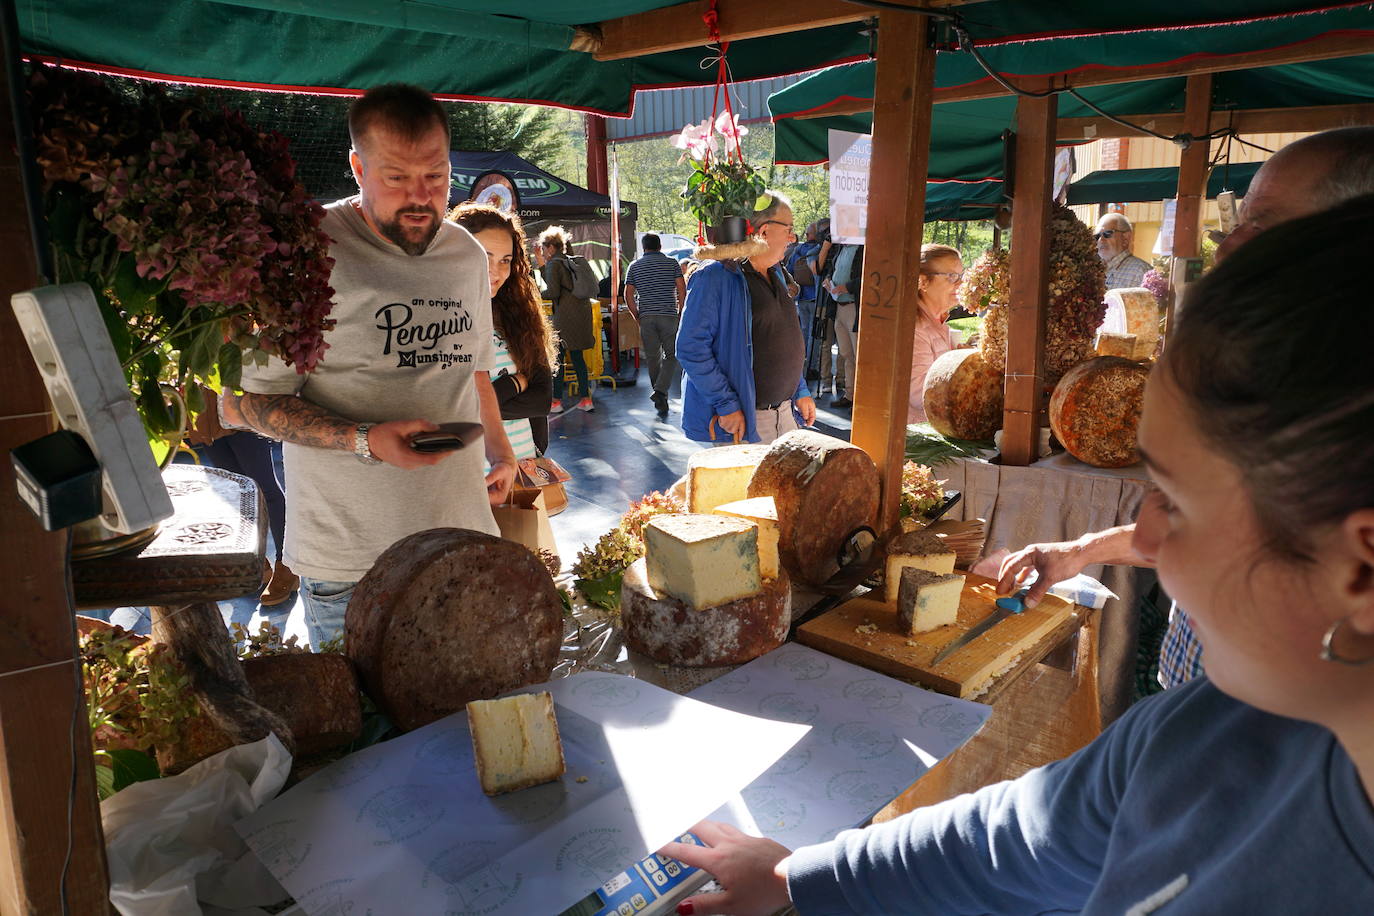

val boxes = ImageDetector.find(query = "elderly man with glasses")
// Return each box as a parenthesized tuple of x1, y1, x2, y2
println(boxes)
(1094, 212, 1152, 290)
(677, 190, 818, 445)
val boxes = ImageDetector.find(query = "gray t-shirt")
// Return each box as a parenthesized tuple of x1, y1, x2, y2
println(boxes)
(240, 197, 498, 581)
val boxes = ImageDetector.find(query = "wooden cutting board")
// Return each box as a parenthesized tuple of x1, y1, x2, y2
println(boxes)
(795, 574, 1076, 698)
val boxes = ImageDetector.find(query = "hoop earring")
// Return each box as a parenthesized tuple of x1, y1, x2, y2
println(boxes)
(1319, 617, 1374, 666)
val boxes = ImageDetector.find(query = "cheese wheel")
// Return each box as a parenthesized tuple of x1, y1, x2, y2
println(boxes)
(746, 430, 880, 587)
(1101, 288, 1160, 360)
(241, 654, 362, 757)
(1049, 357, 1151, 468)
(346, 528, 562, 731)
(923, 348, 1004, 440)
(620, 558, 790, 667)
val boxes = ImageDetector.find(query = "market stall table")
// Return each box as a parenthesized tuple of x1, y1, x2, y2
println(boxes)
(934, 450, 1157, 725)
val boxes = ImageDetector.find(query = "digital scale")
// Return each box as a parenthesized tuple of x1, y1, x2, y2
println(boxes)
(559, 832, 710, 916)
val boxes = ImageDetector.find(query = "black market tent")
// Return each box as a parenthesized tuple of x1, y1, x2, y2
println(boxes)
(448, 151, 637, 263)
(16, 2, 1372, 116)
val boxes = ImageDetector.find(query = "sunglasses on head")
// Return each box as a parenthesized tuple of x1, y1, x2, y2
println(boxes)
(1093, 229, 1118, 240)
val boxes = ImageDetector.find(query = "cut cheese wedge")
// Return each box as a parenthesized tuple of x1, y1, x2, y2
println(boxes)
(897, 569, 965, 634)
(885, 530, 956, 603)
(467, 691, 565, 796)
(712, 496, 780, 581)
(644, 514, 761, 610)
(686, 444, 770, 513)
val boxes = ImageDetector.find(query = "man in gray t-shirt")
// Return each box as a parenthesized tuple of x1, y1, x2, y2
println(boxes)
(233, 84, 516, 648)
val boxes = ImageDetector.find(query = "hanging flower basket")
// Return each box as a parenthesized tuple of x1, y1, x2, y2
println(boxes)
(671, 113, 769, 261)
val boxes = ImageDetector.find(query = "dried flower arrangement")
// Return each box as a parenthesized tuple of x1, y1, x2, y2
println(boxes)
(959, 207, 1106, 384)
(28, 66, 336, 444)
(572, 490, 686, 612)
(899, 461, 946, 518)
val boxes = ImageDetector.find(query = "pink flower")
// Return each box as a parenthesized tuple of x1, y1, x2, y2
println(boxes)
(668, 120, 718, 163)
(714, 111, 748, 142)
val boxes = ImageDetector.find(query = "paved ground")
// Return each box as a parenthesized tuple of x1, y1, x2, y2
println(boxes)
(88, 362, 855, 647)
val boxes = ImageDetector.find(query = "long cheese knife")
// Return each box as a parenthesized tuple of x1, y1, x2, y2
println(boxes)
(930, 591, 1027, 666)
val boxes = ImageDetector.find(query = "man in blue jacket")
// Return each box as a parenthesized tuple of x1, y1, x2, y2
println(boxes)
(677, 191, 817, 444)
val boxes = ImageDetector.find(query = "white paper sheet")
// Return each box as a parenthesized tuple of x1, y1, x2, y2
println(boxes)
(689, 643, 992, 850)
(235, 671, 808, 916)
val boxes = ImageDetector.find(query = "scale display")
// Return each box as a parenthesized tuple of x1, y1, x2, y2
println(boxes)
(560, 832, 708, 916)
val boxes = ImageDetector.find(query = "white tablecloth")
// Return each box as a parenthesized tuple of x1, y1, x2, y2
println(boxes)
(936, 453, 1158, 725)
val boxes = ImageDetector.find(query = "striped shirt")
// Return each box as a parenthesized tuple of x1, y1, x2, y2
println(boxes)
(1158, 602, 1205, 689)
(490, 332, 538, 460)
(625, 251, 683, 316)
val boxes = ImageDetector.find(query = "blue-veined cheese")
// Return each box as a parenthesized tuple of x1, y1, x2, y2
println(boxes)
(711, 496, 780, 581)
(644, 513, 762, 610)
(897, 569, 965, 634)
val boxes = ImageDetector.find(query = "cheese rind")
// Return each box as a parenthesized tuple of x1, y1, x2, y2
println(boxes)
(686, 444, 771, 513)
(467, 691, 566, 796)
(644, 514, 762, 610)
(711, 496, 780, 581)
(621, 558, 790, 666)
(884, 531, 957, 603)
(897, 569, 965, 634)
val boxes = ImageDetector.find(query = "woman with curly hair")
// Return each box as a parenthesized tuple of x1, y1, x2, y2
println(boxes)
(450, 203, 559, 456)
(535, 225, 597, 412)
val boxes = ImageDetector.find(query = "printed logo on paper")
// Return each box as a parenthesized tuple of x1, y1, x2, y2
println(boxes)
(741, 784, 807, 831)
(570, 676, 642, 709)
(490, 778, 569, 825)
(423, 840, 523, 914)
(415, 727, 474, 777)
(825, 769, 898, 810)
(766, 746, 813, 777)
(295, 877, 374, 915)
(758, 692, 821, 725)
(555, 828, 632, 881)
(711, 672, 752, 694)
(311, 753, 383, 792)
(843, 678, 903, 711)
(245, 820, 311, 880)
(918, 703, 985, 746)
(831, 722, 898, 760)
(773, 649, 830, 681)
(358, 785, 444, 845)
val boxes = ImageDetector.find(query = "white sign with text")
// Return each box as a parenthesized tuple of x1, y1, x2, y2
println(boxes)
(828, 129, 872, 244)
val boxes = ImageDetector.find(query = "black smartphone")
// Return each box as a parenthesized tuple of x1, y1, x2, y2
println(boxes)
(408, 421, 485, 453)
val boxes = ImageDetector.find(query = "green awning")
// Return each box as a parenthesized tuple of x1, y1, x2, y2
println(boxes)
(17, 2, 1372, 116)
(924, 180, 1005, 221)
(772, 51, 1374, 175)
(1066, 162, 1262, 205)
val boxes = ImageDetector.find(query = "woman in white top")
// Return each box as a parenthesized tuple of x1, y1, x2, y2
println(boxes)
(450, 204, 558, 458)
(907, 243, 964, 425)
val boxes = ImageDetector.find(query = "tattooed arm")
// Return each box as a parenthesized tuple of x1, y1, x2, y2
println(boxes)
(234, 391, 448, 470)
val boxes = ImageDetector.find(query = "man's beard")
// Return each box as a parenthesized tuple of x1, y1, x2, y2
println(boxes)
(376, 204, 441, 256)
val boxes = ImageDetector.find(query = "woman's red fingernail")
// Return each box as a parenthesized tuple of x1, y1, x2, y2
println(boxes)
(677, 902, 695, 915)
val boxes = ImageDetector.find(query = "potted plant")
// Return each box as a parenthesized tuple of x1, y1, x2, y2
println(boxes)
(28, 66, 337, 464)
(671, 113, 769, 259)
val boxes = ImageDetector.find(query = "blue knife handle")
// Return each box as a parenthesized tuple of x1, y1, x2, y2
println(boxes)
(995, 588, 1030, 613)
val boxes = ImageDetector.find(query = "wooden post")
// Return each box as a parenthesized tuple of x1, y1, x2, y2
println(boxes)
(0, 45, 112, 916)
(1000, 86, 1058, 467)
(850, 10, 936, 533)
(585, 114, 609, 196)
(1166, 74, 1213, 336)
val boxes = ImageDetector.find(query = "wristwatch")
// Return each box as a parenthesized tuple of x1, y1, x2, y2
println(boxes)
(354, 423, 382, 465)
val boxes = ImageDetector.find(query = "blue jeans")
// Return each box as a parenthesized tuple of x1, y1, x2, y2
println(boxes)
(301, 577, 356, 650)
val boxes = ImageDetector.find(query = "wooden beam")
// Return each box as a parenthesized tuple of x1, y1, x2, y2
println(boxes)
(1172, 74, 1213, 258)
(585, 114, 609, 195)
(1000, 86, 1057, 468)
(849, 10, 937, 533)
(593, 0, 976, 61)
(0, 45, 112, 916)
(1057, 103, 1374, 140)
(787, 32, 1374, 117)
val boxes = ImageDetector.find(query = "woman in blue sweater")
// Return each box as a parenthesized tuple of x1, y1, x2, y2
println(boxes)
(662, 197, 1374, 914)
